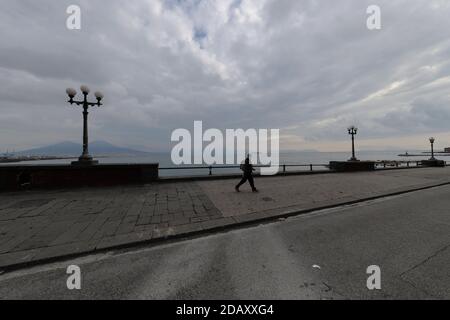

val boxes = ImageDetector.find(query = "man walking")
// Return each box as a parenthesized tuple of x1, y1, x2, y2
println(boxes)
(235, 156, 258, 192)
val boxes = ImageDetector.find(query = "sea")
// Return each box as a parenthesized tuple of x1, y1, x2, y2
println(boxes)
(0, 150, 441, 178)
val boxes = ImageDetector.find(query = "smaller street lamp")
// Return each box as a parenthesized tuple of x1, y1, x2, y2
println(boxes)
(348, 126, 358, 161)
(429, 137, 436, 160)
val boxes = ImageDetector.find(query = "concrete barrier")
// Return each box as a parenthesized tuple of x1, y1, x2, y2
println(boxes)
(0, 163, 159, 191)
(329, 161, 376, 172)
(420, 159, 446, 167)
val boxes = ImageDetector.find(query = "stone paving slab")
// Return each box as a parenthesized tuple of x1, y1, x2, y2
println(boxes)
(1, 167, 450, 270)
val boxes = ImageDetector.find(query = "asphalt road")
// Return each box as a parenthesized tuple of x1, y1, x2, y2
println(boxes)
(0, 185, 449, 299)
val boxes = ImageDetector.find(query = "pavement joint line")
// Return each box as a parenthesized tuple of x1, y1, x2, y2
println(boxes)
(1, 179, 450, 274)
(399, 242, 450, 278)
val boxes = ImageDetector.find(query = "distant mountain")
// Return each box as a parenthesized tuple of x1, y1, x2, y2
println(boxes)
(17, 141, 150, 156)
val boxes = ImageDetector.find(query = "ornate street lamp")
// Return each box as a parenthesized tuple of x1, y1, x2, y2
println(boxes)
(429, 137, 436, 160)
(65, 85, 103, 165)
(348, 126, 358, 161)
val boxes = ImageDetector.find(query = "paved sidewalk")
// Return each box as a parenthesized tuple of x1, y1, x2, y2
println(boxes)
(1, 167, 450, 269)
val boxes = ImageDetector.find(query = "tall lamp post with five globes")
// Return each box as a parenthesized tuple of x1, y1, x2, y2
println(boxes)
(65, 85, 103, 165)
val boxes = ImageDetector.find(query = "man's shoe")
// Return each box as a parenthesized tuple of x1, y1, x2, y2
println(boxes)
(252, 189, 258, 192)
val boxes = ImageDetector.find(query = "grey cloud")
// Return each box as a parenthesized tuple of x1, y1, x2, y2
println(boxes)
(1, 0, 450, 152)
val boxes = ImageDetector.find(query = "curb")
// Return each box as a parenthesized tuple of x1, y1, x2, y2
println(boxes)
(2, 179, 450, 274)
(157, 164, 434, 183)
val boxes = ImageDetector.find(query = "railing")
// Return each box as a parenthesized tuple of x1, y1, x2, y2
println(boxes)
(159, 164, 329, 176)
(375, 160, 421, 169)
(159, 160, 450, 177)
(375, 160, 449, 168)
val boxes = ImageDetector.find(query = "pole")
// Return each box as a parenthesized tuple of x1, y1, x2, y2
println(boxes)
(351, 133, 355, 161)
(79, 92, 91, 162)
(82, 106, 89, 158)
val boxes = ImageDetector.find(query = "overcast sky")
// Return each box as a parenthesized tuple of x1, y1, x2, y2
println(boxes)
(1, 0, 450, 152)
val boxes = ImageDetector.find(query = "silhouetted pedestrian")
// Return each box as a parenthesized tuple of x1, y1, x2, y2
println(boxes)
(235, 156, 258, 192)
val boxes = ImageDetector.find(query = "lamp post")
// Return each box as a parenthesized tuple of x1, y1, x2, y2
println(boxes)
(347, 126, 358, 161)
(65, 85, 103, 165)
(429, 137, 436, 160)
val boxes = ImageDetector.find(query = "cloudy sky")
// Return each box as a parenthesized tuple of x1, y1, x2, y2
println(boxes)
(1, 0, 450, 152)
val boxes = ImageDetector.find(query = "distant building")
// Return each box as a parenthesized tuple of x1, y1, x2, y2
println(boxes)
(445, 147, 450, 153)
